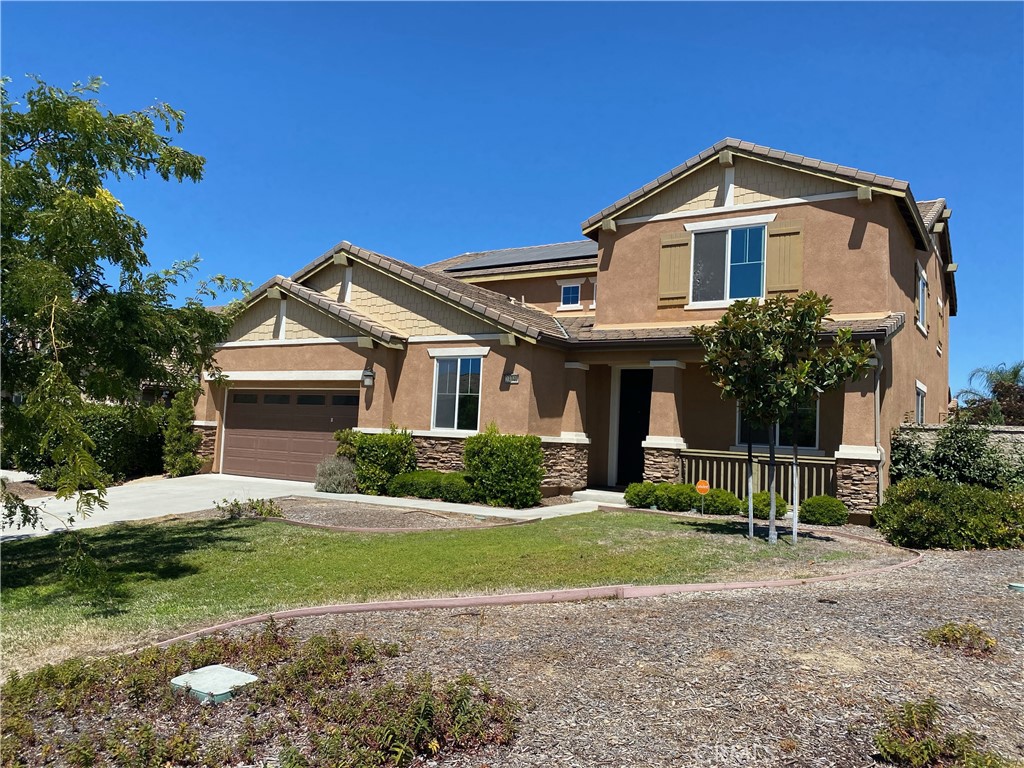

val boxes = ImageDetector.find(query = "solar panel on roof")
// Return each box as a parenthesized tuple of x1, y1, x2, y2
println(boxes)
(445, 240, 598, 272)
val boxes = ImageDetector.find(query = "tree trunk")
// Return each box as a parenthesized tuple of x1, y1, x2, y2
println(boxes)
(747, 437, 754, 540)
(768, 428, 778, 544)
(791, 409, 800, 545)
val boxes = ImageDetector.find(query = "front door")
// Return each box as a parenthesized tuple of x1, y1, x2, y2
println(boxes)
(616, 369, 653, 486)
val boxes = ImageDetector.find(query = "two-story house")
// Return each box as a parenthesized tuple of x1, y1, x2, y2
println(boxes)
(194, 138, 956, 515)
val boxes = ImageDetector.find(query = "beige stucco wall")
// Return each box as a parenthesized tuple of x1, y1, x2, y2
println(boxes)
(596, 195, 896, 326)
(465, 273, 597, 316)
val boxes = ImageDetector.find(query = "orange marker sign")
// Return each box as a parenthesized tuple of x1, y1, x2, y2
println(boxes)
(696, 480, 710, 495)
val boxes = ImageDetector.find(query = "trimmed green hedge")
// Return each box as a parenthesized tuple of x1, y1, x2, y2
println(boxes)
(799, 495, 849, 526)
(341, 428, 417, 495)
(874, 477, 1024, 550)
(701, 488, 743, 516)
(655, 483, 699, 512)
(387, 470, 476, 504)
(464, 425, 543, 509)
(743, 491, 789, 520)
(624, 482, 657, 508)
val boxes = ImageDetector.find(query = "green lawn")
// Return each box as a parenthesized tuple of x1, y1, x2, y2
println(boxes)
(1, 510, 857, 673)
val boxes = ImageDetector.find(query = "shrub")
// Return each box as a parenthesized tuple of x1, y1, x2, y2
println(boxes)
(463, 424, 543, 509)
(162, 388, 203, 478)
(891, 417, 1015, 491)
(874, 478, 1024, 550)
(36, 465, 113, 492)
(0, 401, 49, 473)
(655, 483, 699, 512)
(624, 482, 658, 508)
(701, 488, 742, 516)
(387, 470, 476, 504)
(348, 427, 416, 495)
(889, 428, 931, 484)
(923, 622, 997, 658)
(334, 428, 359, 460)
(874, 698, 1014, 767)
(799, 495, 849, 526)
(314, 455, 357, 494)
(743, 491, 789, 520)
(216, 497, 283, 519)
(79, 403, 165, 482)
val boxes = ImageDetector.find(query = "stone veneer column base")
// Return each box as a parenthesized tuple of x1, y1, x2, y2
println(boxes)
(835, 459, 879, 516)
(541, 443, 589, 495)
(411, 436, 589, 497)
(195, 425, 218, 473)
(643, 448, 683, 483)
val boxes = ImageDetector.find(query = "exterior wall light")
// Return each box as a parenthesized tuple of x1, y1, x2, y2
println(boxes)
(361, 368, 376, 388)
(503, 372, 520, 385)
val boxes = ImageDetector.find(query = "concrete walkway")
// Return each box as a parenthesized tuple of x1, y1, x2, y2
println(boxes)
(2, 473, 602, 539)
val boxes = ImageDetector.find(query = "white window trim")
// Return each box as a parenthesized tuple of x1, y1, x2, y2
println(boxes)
(431, 356, 483, 433)
(588, 276, 597, 309)
(916, 261, 928, 335)
(427, 346, 491, 359)
(915, 380, 927, 425)
(735, 401, 820, 451)
(557, 277, 585, 311)
(687, 222, 768, 309)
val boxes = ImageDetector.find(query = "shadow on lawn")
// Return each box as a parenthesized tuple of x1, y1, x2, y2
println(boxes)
(0, 519, 256, 608)
(672, 518, 837, 544)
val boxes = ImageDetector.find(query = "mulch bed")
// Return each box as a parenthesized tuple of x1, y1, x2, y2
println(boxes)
(252, 548, 1024, 767)
(2, 481, 51, 501)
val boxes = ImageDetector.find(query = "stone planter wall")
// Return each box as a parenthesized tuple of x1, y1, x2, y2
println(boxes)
(412, 435, 589, 496)
(643, 448, 683, 483)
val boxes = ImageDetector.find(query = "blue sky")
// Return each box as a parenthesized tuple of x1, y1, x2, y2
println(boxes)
(2, 2, 1022, 396)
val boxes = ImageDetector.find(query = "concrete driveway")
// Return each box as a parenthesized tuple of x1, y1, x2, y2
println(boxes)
(3, 474, 598, 539)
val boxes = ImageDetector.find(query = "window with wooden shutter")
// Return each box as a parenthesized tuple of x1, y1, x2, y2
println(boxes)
(765, 221, 803, 296)
(659, 231, 691, 304)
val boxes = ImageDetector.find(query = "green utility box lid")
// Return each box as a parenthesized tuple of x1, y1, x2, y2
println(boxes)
(170, 664, 258, 704)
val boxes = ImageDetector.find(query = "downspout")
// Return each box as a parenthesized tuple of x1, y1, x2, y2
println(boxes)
(871, 340, 884, 506)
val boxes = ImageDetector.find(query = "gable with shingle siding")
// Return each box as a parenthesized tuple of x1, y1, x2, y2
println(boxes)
(620, 161, 724, 219)
(731, 156, 851, 205)
(347, 264, 497, 336)
(225, 299, 279, 342)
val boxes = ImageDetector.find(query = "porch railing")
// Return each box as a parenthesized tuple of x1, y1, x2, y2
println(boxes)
(679, 449, 836, 502)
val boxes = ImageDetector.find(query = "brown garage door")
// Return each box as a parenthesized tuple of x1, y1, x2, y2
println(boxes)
(222, 390, 358, 481)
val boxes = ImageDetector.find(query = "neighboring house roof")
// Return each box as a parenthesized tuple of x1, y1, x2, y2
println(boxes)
(247, 275, 407, 347)
(289, 241, 569, 342)
(557, 313, 906, 347)
(448, 257, 599, 280)
(439, 240, 598, 273)
(580, 138, 933, 250)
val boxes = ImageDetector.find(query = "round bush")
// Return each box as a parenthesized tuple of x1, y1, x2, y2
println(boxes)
(799, 495, 849, 526)
(655, 483, 699, 512)
(874, 477, 1024, 550)
(315, 455, 358, 494)
(387, 470, 476, 504)
(700, 488, 742, 516)
(742, 491, 789, 520)
(624, 482, 657, 508)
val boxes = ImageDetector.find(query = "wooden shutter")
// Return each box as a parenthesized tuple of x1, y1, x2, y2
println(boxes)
(765, 221, 803, 296)
(659, 231, 691, 304)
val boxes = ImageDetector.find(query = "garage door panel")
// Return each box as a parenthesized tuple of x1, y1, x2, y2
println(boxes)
(222, 389, 358, 480)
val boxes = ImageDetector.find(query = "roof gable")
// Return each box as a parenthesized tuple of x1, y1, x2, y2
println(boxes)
(581, 138, 931, 250)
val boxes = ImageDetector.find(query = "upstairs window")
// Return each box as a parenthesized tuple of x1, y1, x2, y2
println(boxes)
(561, 284, 581, 308)
(916, 263, 928, 333)
(692, 225, 765, 305)
(433, 357, 481, 431)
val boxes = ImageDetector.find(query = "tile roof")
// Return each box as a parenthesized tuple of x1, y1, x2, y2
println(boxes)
(916, 198, 947, 230)
(453, 257, 598, 280)
(437, 240, 599, 273)
(581, 138, 914, 232)
(557, 313, 905, 346)
(290, 241, 569, 342)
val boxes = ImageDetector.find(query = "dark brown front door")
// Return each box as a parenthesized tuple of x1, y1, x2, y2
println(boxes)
(616, 369, 652, 486)
(222, 390, 358, 481)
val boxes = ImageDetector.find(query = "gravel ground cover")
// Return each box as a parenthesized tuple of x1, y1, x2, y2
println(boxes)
(253, 548, 1024, 768)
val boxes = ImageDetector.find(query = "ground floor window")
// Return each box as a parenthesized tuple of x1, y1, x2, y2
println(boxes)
(915, 381, 927, 424)
(433, 356, 482, 430)
(738, 401, 818, 449)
